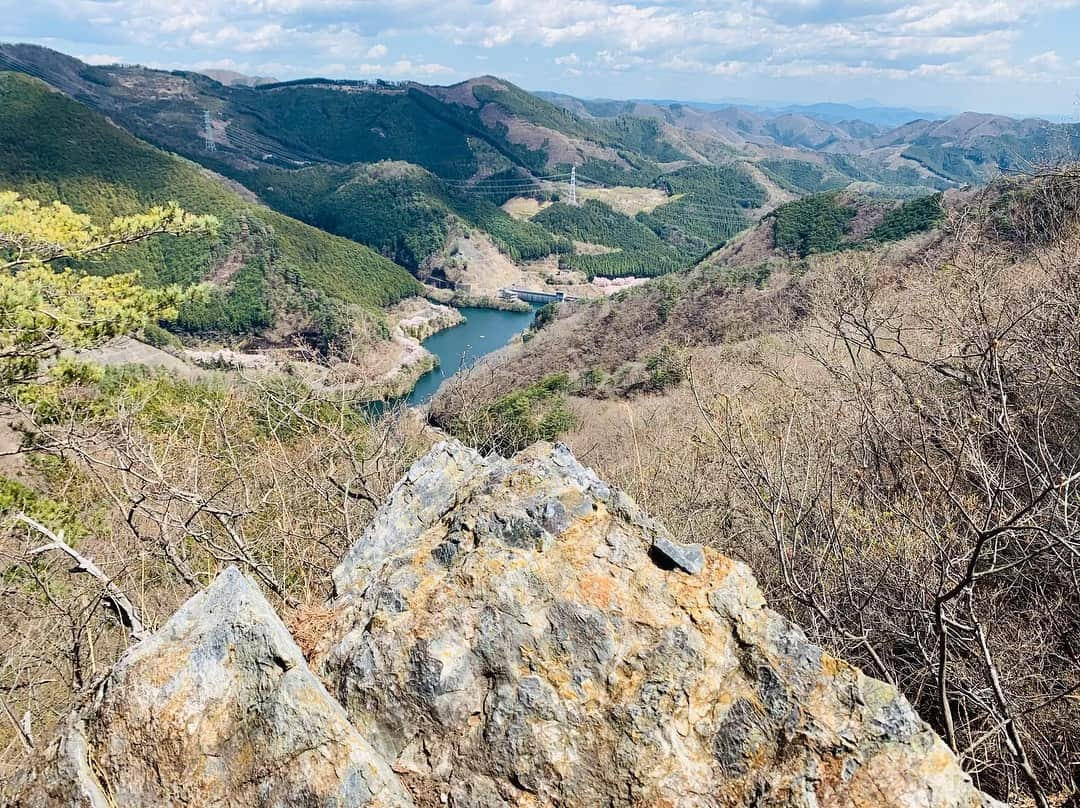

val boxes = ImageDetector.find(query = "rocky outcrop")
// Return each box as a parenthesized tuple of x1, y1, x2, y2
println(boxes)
(322, 441, 995, 807)
(12, 441, 997, 808)
(10, 567, 412, 808)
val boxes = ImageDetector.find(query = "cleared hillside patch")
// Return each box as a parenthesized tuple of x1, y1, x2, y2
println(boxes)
(577, 185, 672, 216)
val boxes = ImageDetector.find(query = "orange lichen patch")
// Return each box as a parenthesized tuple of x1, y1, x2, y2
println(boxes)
(812, 752, 852, 806)
(604, 661, 643, 704)
(136, 642, 195, 689)
(555, 503, 608, 543)
(687, 671, 738, 726)
(520, 649, 577, 702)
(667, 551, 736, 605)
(843, 745, 962, 806)
(819, 653, 855, 678)
(577, 573, 617, 610)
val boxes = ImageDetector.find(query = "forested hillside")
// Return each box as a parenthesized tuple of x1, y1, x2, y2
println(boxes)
(0, 45, 673, 187)
(0, 72, 420, 340)
(0, 43, 982, 286)
(768, 191, 944, 256)
(529, 165, 768, 278)
(430, 171, 1080, 803)
(242, 162, 569, 270)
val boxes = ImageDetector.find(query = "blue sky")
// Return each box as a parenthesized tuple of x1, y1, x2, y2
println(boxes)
(3, 0, 1079, 116)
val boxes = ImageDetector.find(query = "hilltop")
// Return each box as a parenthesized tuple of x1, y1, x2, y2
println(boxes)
(7, 442, 994, 808)
(1, 42, 1042, 293)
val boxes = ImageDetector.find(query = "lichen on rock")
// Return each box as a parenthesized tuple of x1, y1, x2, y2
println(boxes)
(11, 440, 999, 808)
(320, 441, 997, 807)
(10, 566, 412, 808)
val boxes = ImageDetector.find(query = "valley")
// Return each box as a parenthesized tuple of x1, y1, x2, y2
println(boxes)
(1, 37, 1078, 807)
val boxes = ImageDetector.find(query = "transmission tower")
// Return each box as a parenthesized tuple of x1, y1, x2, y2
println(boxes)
(203, 110, 217, 152)
(569, 165, 578, 206)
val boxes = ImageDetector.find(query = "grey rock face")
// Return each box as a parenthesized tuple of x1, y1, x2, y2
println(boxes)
(651, 533, 706, 574)
(10, 566, 412, 808)
(13, 441, 1000, 808)
(322, 441, 997, 808)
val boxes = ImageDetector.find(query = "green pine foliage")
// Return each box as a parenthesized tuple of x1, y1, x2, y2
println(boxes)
(595, 117, 687, 163)
(533, 165, 767, 279)
(771, 193, 857, 257)
(467, 81, 689, 164)
(770, 191, 942, 258)
(245, 85, 481, 178)
(0, 72, 420, 337)
(534, 200, 680, 279)
(0, 476, 84, 540)
(535, 199, 670, 252)
(637, 165, 765, 259)
(759, 159, 850, 194)
(450, 373, 576, 455)
(568, 157, 662, 188)
(870, 194, 944, 241)
(822, 154, 950, 191)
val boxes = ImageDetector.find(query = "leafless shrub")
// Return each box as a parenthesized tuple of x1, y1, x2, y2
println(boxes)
(689, 197, 1080, 803)
(0, 374, 434, 778)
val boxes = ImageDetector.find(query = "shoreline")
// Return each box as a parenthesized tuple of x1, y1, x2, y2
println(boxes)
(423, 285, 531, 313)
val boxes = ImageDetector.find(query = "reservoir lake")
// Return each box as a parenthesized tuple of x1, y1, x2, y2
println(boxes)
(405, 305, 537, 406)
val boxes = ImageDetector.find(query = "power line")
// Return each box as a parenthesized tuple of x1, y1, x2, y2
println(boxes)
(220, 124, 324, 165)
(0, 51, 55, 86)
(573, 173, 610, 187)
(441, 174, 569, 188)
(444, 180, 561, 190)
(442, 171, 569, 183)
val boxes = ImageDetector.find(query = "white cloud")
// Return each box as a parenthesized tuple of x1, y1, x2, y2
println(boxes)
(1029, 50, 1062, 69)
(15, 0, 1080, 96)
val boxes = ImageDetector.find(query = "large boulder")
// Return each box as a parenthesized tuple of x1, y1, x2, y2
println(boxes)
(322, 441, 995, 807)
(10, 566, 412, 808)
(12, 440, 997, 807)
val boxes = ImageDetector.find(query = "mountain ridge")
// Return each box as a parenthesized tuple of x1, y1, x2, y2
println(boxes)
(0, 70, 421, 344)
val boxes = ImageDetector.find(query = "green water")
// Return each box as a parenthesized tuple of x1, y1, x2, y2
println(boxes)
(405, 306, 536, 406)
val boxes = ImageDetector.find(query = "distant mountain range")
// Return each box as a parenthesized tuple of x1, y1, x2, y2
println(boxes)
(536, 88, 1079, 185)
(537, 92, 945, 128)
(0, 40, 1077, 302)
(198, 69, 279, 87)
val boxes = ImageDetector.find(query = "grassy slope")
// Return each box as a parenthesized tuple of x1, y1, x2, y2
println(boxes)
(0, 72, 420, 335)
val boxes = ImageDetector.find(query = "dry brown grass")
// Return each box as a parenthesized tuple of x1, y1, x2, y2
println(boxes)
(285, 601, 341, 662)
(0, 380, 436, 781)
(435, 172, 1080, 805)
